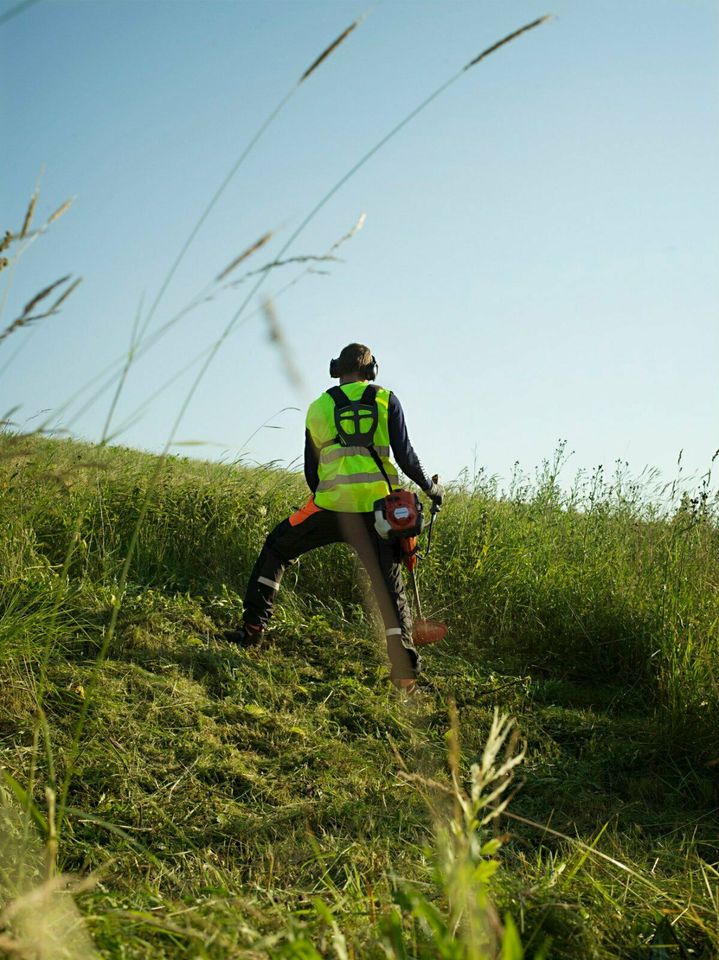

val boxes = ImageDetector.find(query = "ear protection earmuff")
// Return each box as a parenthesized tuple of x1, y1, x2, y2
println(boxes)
(329, 355, 378, 380)
(364, 356, 378, 381)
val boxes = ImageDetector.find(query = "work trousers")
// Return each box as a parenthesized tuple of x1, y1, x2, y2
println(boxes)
(243, 500, 420, 680)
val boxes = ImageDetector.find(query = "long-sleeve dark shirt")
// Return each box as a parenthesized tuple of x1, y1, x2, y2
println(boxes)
(304, 392, 431, 495)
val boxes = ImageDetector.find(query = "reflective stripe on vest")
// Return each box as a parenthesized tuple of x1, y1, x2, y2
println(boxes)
(306, 382, 397, 513)
(315, 469, 399, 493)
(319, 444, 391, 465)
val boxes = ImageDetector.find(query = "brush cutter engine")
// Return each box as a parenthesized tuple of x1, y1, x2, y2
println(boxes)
(375, 488, 447, 647)
(373, 490, 424, 541)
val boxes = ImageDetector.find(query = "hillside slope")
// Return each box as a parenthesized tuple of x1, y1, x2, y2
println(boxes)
(1, 434, 717, 958)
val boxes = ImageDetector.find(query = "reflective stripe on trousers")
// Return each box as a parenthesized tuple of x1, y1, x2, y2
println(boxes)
(242, 507, 420, 680)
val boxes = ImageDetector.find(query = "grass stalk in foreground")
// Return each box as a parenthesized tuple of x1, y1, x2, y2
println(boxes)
(33, 13, 550, 442)
(0, 187, 79, 369)
(68, 211, 365, 443)
(135, 12, 366, 346)
(145, 13, 553, 503)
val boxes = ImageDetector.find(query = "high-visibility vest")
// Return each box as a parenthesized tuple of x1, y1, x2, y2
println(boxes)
(306, 381, 399, 512)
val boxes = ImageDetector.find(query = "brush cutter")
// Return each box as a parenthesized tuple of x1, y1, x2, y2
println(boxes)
(374, 482, 447, 646)
(406, 501, 447, 646)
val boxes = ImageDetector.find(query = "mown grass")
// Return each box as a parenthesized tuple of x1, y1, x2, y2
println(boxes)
(1, 432, 718, 958)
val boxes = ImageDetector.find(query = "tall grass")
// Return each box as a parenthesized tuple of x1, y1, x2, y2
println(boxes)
(1, 433, 718, 957)
(1, 438, 716, 734)
(426, 448, 719, 755)
(3, 434, 717, 753)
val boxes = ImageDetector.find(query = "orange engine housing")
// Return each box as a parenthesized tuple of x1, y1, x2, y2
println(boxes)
(400, 535, 418, 572)
(374, 490, 424, 541)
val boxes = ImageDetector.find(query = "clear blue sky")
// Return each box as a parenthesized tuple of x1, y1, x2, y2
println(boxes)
(2, 0, 717, 490)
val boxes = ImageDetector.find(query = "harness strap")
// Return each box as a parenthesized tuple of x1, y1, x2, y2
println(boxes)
(359, 383, 379, 404)
(321, 384, 394, 495)
(327, 385, 351, 407)
(356, 386, 394, 493)
(368, 443, 394, 496)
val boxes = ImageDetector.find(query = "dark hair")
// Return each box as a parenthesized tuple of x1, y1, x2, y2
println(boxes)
(335, 343, 373, 375)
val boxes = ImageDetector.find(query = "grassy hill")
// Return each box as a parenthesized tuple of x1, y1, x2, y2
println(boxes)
(1, 433, 718, 959)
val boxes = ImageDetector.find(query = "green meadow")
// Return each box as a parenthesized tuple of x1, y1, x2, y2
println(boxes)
(1, 433, 717, 958)
(2, 10, 717, 954)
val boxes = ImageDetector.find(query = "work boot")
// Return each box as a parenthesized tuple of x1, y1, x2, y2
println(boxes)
(223, 622, 263, 647)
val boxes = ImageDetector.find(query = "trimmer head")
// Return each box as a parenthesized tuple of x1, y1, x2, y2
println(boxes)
(412, 619, 448, 646)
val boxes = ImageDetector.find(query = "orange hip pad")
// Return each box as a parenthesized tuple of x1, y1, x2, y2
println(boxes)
(289, 496, 323, 527)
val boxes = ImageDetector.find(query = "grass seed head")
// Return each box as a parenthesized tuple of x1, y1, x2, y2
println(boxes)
(216, 231, 273, 282)
(47, 276, 83, 313)
(19, 190, 38, 239)
(0, 275, 79, 346)
(19, 275, 71, 319)
(464, 14, 552, 71)
(46, 197, 75, 227)
(262, 297, 303, 390)
(298, 16, 362, 84)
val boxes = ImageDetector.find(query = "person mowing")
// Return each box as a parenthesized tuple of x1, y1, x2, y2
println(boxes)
(225, 343, 443, 692)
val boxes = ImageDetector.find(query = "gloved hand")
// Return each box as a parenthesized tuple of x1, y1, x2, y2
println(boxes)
(426, 475, 444, 510)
